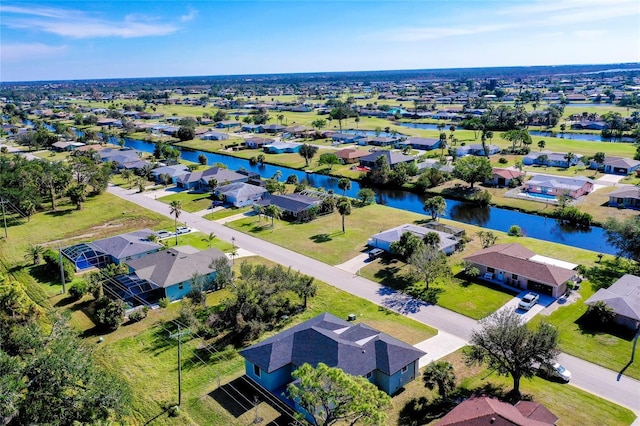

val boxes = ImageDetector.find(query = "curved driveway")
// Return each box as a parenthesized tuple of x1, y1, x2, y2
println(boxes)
(107, 184, 640, 418)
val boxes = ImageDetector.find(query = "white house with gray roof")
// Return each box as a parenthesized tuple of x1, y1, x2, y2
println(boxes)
(214, 182, 268, 207)
(524, 175, 594, 199)
(368, 224, 459, 255)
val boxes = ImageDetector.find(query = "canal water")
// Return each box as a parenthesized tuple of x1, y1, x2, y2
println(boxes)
(123, 137, 616, 255)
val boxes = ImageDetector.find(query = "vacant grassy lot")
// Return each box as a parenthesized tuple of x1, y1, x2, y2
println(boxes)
(77, 256, 436, 425)
(388, 348, 636, 426)
(202, 206, 252, 221)
(227, 203, 426, 265)
(157, 190, 213, 213)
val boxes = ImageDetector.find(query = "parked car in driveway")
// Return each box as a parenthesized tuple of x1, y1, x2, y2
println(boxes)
(518, 292, 539, 310)
(156, 230, 172, 239)
(176, 226, 191, 235)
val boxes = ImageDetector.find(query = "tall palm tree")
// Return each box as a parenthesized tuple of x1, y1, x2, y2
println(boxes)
(337, 178, 351, 196)
(203, 232, 216, 248)
(169, 200, 182, 246)
(264, 204, 282, 227)
(336, 197, 352, 233)
(423, 361, 456, 400)
(538, 140, 546, 151)
(564, 152, 575, 168)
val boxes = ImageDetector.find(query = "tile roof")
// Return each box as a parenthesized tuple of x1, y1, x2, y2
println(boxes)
(335, 148, 369, 160)
(492, 168, 524, 179)
(464, 244, 576, 287)
(239, 312, 425, 376)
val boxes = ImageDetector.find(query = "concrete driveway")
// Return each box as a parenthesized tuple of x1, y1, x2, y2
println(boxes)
(494, 291, 555, 323)
(335, 253, 370, 273)
(414, 332, 468, 368)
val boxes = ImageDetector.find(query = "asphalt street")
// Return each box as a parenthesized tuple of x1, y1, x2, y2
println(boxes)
(107, 184, 640, 417)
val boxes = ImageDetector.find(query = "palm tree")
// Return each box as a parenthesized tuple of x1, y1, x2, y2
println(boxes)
(24, 244, 45, 266)
(272, 170, 282, 181)
(169, 200, 182, 246)
(538, 140, 546, 151)
(277, 114, 285, 125)
(439, 132, 448, 159)
(423, 361, 456, 400)
(564, 152, 575, 168)
(203, 232, 216, 248)
(337, 178, 351, 196)
(336, 197, 352, 233)
(263, 204, 282, 227)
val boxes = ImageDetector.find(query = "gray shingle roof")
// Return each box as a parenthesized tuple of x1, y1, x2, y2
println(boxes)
(89, 229, 162, 261)
(126, 247, 227, 288)
(239, 312, 425, 376)
(585, 274, 640, 321)
(371, 224, 458, 253)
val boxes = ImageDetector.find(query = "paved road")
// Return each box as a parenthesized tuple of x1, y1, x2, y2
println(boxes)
(107, 184, 640, 417)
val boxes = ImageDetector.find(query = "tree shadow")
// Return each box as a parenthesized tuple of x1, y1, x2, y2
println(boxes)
(44, 208, 75, 217)
(586, 259, 637, 291)
(309, 233, 332, 243)
(380, 291, 428, 315)
(398, 396, 454, 425)
(574, 315, 636, 341)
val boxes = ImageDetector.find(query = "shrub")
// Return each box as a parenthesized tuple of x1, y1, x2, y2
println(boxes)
(158, 297, 170, 308)
(68, 280, 88, 300)
(584, 301, 615, 327)
(472, 190, 492, 206)
(498, 157, 508, 164)
(128, 309, 146, 323)
(42, 248, 75, 282)
(508, 225, 523, 237)
(95, 297, 126, 331)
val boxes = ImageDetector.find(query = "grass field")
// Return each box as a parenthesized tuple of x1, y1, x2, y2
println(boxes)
(157, 190, 213, 213)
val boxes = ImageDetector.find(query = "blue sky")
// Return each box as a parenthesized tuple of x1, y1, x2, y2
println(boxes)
(1, 0, 639, 82)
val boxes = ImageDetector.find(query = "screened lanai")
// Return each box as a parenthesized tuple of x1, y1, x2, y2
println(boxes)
(61, 243, 110, 271)
(107, 274, 164, 307)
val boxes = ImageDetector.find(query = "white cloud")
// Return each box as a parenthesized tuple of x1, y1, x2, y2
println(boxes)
(181, 8, 198, 23)
(370, 24, 512, 42)
(0, 43, 67, 62)
(0, 3, 188, 38)
(573, 30, 606, 40)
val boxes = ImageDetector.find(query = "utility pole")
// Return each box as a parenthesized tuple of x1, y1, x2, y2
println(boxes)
(57, 243, 66, 293)
(1, 198, 7, 238)
(170, 325, 190, 406)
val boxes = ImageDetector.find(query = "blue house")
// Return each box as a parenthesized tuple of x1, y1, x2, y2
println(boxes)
(151, 164, 190, 183)
(240, 312, 425, 403)
(262, 141, 303, 154)
(589, 156, 640, 175)
(121, 246, 228, 302)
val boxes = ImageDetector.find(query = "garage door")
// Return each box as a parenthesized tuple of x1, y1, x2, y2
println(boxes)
(527, 280, 553, 296)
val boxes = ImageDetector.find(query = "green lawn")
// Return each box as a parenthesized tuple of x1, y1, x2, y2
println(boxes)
(202, 206, 252, 221)
(160, 231, 235, 253)
(79, 256, 436, 426)
(227, 203, 426, 265)
(157, 191, 213, 213)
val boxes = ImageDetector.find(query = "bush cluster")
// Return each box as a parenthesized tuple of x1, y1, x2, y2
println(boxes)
(42, 249, 75, 282)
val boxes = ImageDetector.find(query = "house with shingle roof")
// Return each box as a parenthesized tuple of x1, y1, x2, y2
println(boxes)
(86, 229, 163, 266)
(590, 156, 640, 175)
(523, 151, 583, 168)
(151, 164, 190, 183)
(585, 274, 640, 330)
(214, 182, 268, 207)
(438, 396, 558, 425)
(359, 150, 415, 170)
(244, 137, 274, 148)
(607, 186, 640, 209)
(239, 312, 425, 398)
(258, 193, 322, 221)
(335, 148, 369, 164)
(121, 246, 228, 301)
(176, 166, 247, 190)
(368, 224, 459, 255)
(396, 137, 440, 151)
(464, 243, 577, 298)
(524, 175, 594, 199)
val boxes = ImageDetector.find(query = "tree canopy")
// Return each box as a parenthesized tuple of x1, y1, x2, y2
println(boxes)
(604, 216, 640, 263)
(465, 309, 559, 398)
(287, 362, 391, 426)
(453, 156, 493, 189)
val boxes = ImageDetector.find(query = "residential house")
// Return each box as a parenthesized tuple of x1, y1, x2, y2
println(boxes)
(396, 137, 440, 151)
(215, 182, 268, 207)
(570, 121, 608, 130)
(335, 148, 369, 164)
(258, 193, 322, 221)
(260, 124, 286, 134)
(464, 243, 578, 298)
(117, 246, 228, 303)
(358, 136, 400, 147)
(284, 125, 312, 137)
(241, 124, 264, 133)
(240, 312, 425, 401)
(151, 164, 190, 183)
(62, 229, 163, 271)
(485, 168, 525, 187)
(200, 131, 229, 141)
(215, 120, 241, 129)
(589, 156, 640, 175)
(455, 144, 500, 157)
(51, 141, 85, 152)
(263, 141, 303, 154)
(524, 175, 594, 199)
(244, 137, 274, 149)
(416, 159, 454, 173)
(585, 274, 640, 330)
(523, 151, 584, 168)
(608, 187, 640, 209)
(359, 150, 415, 170)
(99, 148, 141, 164)
(438, 396, 558, 425)
(176, 166, 248, 190)
(331, 133, 363, 144)
(368, 224, 459, 255)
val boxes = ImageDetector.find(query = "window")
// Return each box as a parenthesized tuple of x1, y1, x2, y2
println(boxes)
(401, 366, 408, 373)
(487, 267, 495, 273)
(253, 364, 261, 377)
(178, 283, 184, 290)
(512, 274, 518, 280)
(366, 372, 372, 379)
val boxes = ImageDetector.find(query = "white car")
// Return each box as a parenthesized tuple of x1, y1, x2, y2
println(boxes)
(156, 230, 172, 239)
(538, 362, 571, 382)
(176, 226, 191, 235)
(518, 292, 539, 310)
